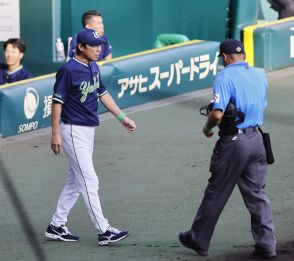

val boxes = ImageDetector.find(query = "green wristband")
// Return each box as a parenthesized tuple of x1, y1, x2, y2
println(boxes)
(116, 112, 126, 122)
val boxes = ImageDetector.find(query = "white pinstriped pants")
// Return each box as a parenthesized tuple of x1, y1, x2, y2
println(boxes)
(51, 123, 109, 233)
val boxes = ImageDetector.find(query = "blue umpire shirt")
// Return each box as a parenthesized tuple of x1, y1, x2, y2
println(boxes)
(212, 62, 268, 129)
(52, 57, 107, 126)
(67, 34, 112, 61)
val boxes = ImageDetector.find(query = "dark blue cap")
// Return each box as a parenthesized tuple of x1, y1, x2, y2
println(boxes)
(77, 28, 106, 46)
(218, 39, 245, 57)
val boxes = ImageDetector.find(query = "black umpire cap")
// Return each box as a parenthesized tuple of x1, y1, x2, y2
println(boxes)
(218, 39, 245, 57)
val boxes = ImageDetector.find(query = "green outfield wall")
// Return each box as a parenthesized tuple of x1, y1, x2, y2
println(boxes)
(0, 0, 229, 77)
(228, 0, 258, 40)
(244, 17, 294, 71)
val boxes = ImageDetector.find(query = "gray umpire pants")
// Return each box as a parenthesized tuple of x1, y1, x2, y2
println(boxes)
(191, 129, 276, 253)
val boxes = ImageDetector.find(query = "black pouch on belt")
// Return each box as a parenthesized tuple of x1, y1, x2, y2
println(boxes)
(258, 127, 274, 164)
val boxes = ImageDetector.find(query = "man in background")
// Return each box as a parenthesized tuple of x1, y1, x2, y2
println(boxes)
(268, 0, 294, 18)
(0, 38, 32, 85)
(67, 10, 112, 61)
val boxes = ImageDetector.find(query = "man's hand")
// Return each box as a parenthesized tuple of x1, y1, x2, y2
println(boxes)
(51, 133, 62, 155)
(203, 109, 223, 138)
(99, 93, 136, 133)
(203, 125, 214, 138)
(121, 117, 136, 133)
(51, 102, 62, 154)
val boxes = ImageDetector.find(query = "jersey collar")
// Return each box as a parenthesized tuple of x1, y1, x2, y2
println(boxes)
(7, 65, 23, 75)
(225, 61, 249, 69)
(73, 57, 89, 67)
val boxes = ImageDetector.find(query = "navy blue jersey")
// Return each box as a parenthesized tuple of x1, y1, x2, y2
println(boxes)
(52, 57, 107, 126)
(0, 63, 32, 85)
(67, 34, 112, 61)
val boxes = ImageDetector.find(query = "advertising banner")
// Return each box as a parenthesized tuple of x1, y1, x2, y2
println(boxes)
(108, 41, 220, 108)
(0, 40, 220, 137)
(0, 77, 54, 138)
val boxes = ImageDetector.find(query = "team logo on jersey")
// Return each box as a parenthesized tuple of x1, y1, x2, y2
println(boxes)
(79, 74, 100, 103)
(92, 31, 100, 39)
(24, 87, 39, 119)
(213, 93, 220, 104)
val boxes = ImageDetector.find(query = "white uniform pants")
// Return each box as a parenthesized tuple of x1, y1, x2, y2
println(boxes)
(51, 123, 109, 233)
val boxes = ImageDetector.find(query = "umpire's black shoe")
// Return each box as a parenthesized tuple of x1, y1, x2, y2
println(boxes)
(179, 230, 208, 256)
(45, 224, 79, 242)
(251, 249, 277, 259)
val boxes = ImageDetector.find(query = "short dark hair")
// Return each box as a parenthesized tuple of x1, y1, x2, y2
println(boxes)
(3, 38, 26, 53)
(82, 10, 102, 28)
(76, 43, 87, 55)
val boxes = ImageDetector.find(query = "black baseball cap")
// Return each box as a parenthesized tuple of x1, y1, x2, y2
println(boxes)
(77, 28, 106, 46)
(218, 39, 245, 57)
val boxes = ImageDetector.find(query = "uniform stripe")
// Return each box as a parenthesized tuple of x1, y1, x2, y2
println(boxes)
(52, 97, 64, 104)
(70, 125, 102, 231)
(98, 90, 108, 97)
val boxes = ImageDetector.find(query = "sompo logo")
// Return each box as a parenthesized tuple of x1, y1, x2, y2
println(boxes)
(24, 87, 39, 119)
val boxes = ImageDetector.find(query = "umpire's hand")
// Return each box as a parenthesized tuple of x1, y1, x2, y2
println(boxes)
(121, 117, 136, 133)
(203, 125, 214, 138)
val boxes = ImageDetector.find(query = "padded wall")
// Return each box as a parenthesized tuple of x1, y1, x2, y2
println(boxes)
(61, 0, 229, 57)
(1, 0, 231, 76)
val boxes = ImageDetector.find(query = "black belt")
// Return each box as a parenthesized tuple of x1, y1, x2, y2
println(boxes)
(219, 126, 258, 136)
(237, 126, 258, 134)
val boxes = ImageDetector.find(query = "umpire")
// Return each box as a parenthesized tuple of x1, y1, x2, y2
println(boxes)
(179, 39, 276, 259)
